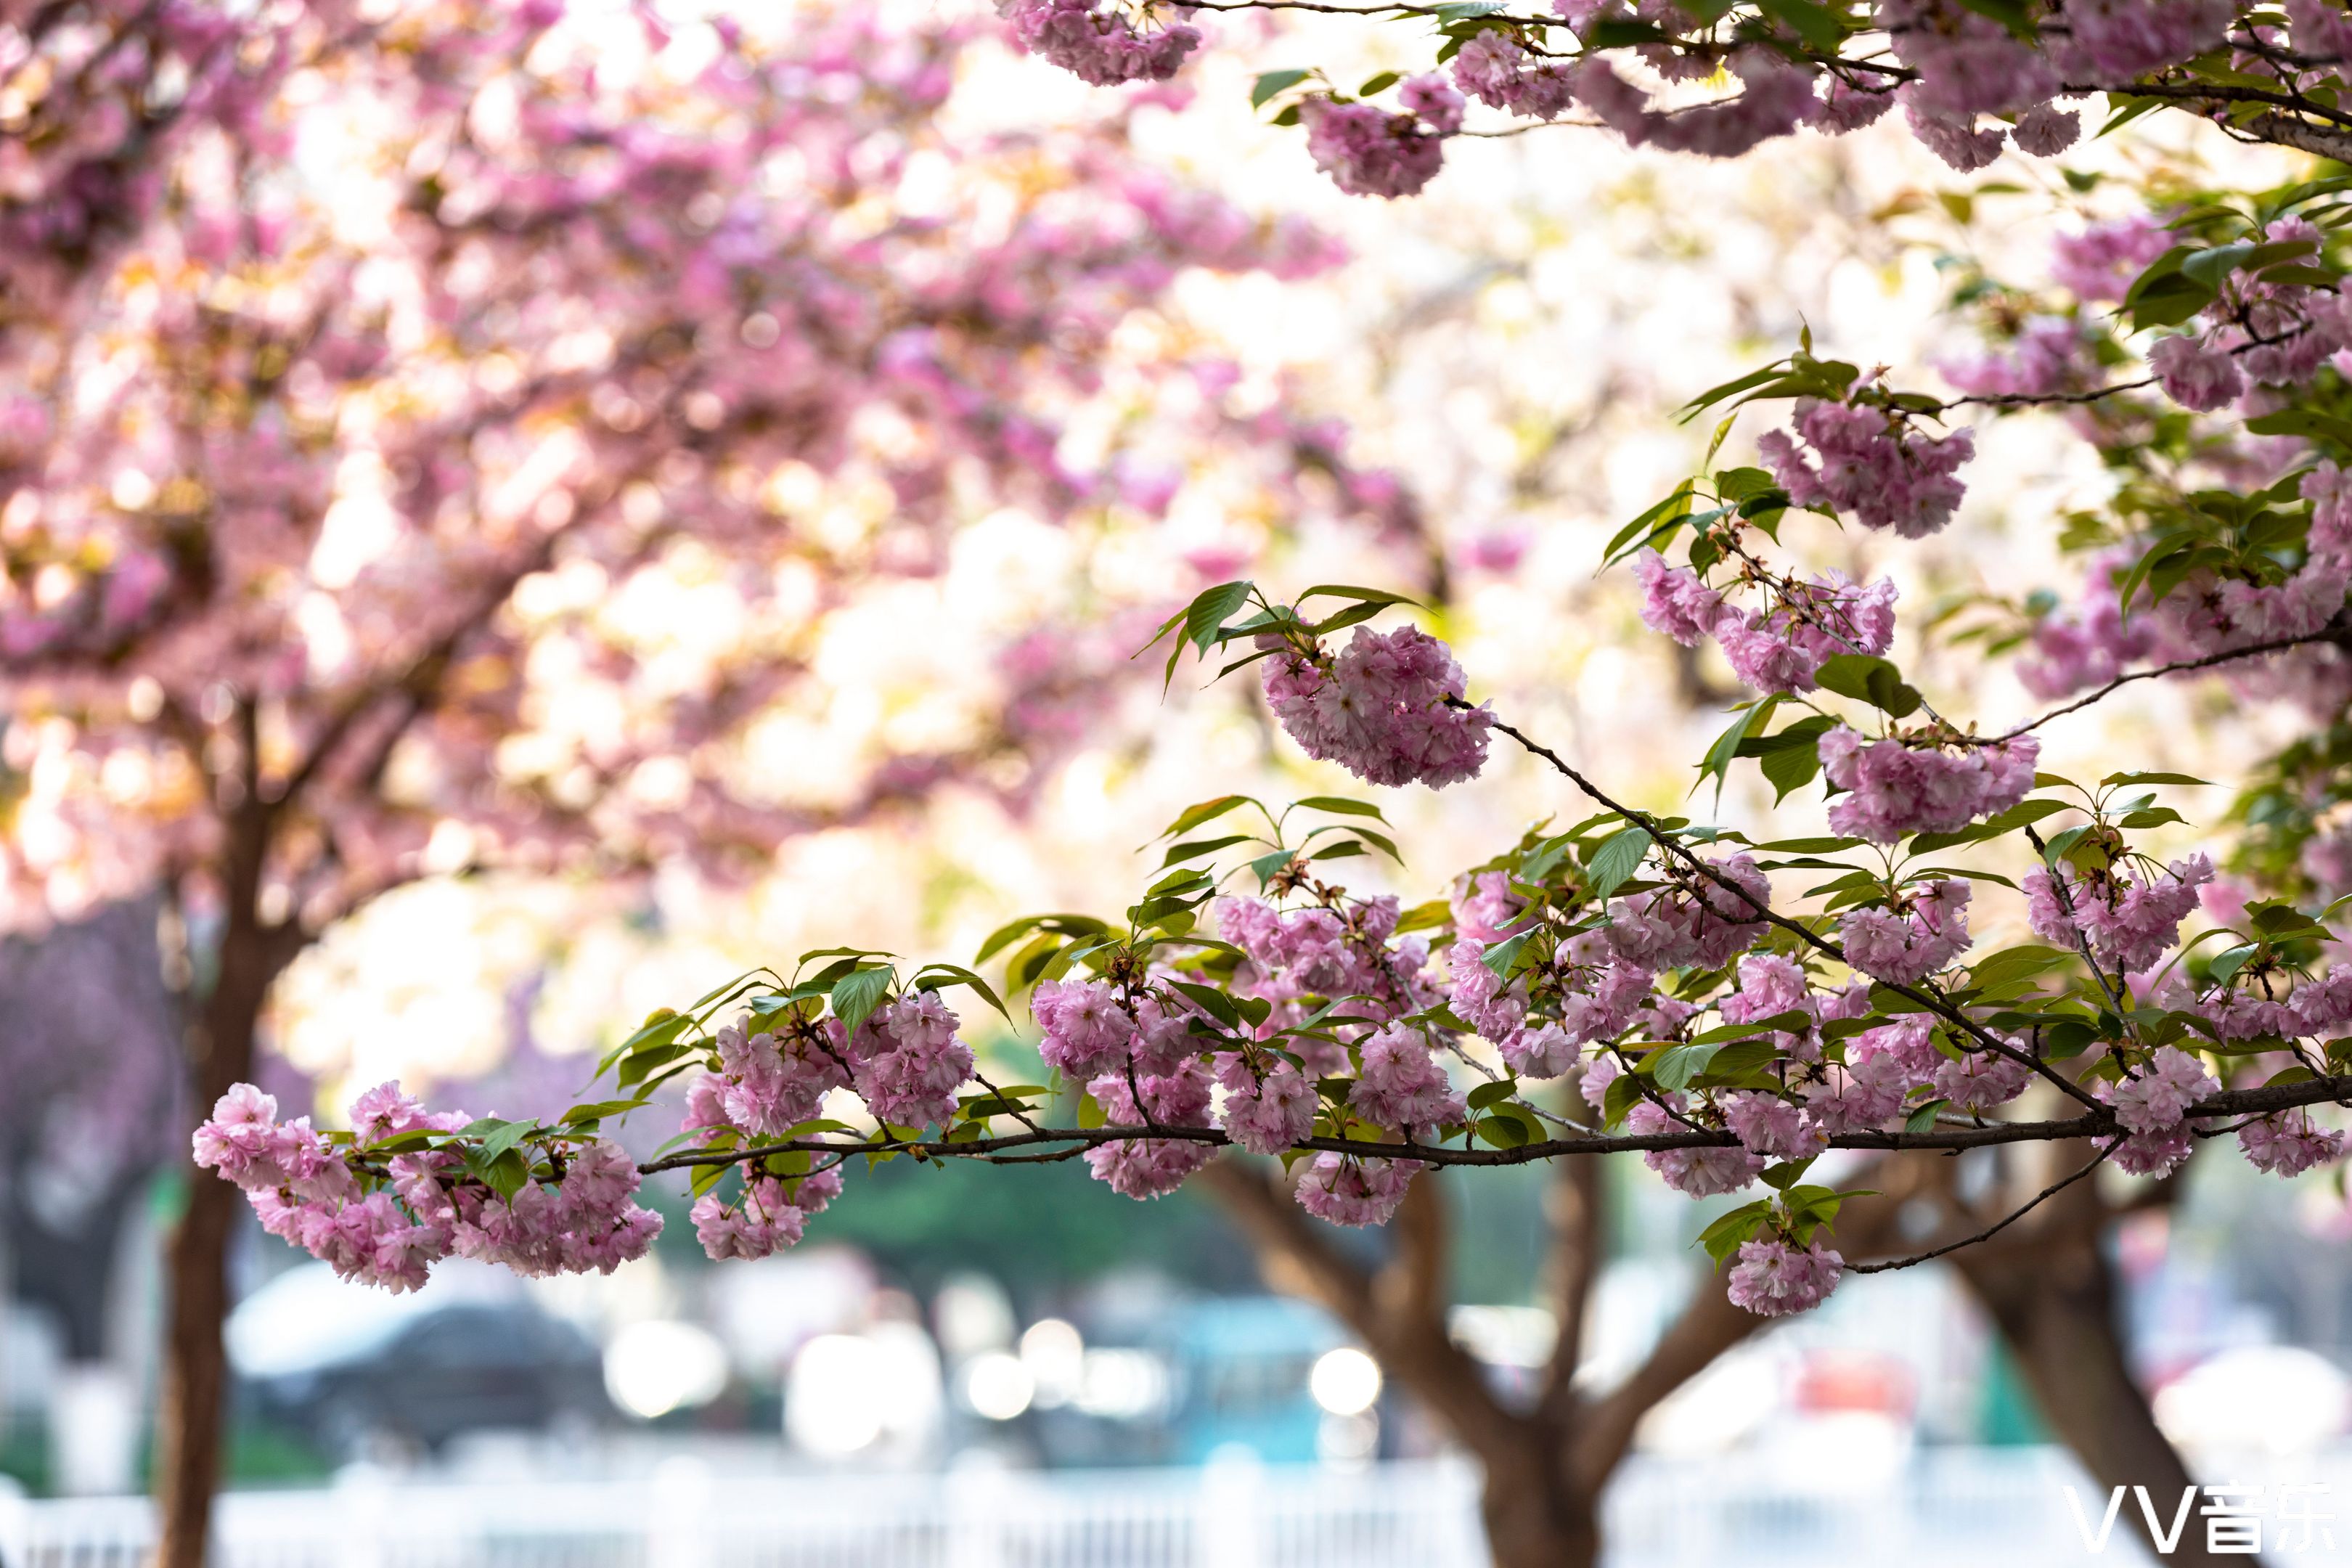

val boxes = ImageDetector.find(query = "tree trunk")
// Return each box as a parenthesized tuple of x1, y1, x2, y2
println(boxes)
(1951, 1184, 2248, 1568)
(152, 915, 285, 1568)
(1479, 1440, 1601, 1568)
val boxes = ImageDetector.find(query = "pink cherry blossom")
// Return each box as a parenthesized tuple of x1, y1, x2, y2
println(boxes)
(1818, 727, 2038, 844)
(2239, 1111, 2345, 1176)
(1759, 399, 1976, 538)
(997, 0, 1203, 86)
(1083, 1060, 1215, 1198)
(849, 992, 974, 1130)
(2027, 856, 2213, 974)
(1839, 881, 1972, 984)
(1627, 1099, 1764, 1196)
(1216, 1055, 1318, 1154)
(1727, 1236, 1844, 1316)
(1299, 98, 1447, 200)
(1294, 1151, 1420, 1226)
(1349, 1024, 1466, 1132)
(1260, 624, 1494, 788)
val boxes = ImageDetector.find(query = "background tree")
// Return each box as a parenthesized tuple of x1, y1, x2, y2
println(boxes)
(0, 3, 1434, 1560)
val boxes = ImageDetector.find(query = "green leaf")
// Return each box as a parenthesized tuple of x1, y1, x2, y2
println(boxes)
(560, 1099, 650, 1127)
(1295, 795, 1388, 820)
(1357, 70, 1400, 95)
(1760, 1156, 1817, 1191)
(1297, 582, 1421, 610)
(1604, 481, 1697, 565)
(595, 1008, 692, 1079)
(830, 965, 896, 1036)
(912, 963, 1011, 1022)
(1251, 848, 1299, 887)
(1813, 653, 1923, 717)
(1162, 834, 1253, 868)
(1903, 1099, 1948, 1135)
(1696, 1201, 1774, 1266)
(2099, 770, 2212, 788)
(1696, 696, 1781, 802)
(1466, 1078, 1519, 1111)
(1481, 931, 1534, 977)
(1755, 0, 1845, 46)
(1251, 69, 1310, 108)
(1586, 826, 1652, 902)
(1642, 1041, 1720, 1092)
(1966, 945, 2067, 992)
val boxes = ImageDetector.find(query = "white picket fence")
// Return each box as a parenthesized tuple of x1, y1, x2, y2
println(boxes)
(4, 1448, 2345, 1567)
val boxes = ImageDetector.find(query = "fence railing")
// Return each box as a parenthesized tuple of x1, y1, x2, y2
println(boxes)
(4, 1447, 2343, 1567)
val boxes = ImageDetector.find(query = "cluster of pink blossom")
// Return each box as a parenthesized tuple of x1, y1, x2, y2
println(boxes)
(2094, 1045, 2220, 1175)
(1220, 893, 1433, 1045)
(1720, 953, 1871, 1059)
(1626, 1097, 1766, 1196)
(1882, 0, 2059, 118)
(197, 1084, 665, 1292)
(2015, 550, 2160, 701)
(1032, 977, 1192, 1079)
(2046, 0, 2231, 81)
(2051, 218, 2175, 304)
(997, 0, 1202, 86)
(1633, 551, 1898, 694)
(685, 1016, 849, 1140)
(2020, 466, 2352, 704)
(848, 992, 976, 1130)
(1451, 869, 1534, 943)
(1260, 625, 1495, 788)
(1350, 1024, 1467, 1132)
(1214, 1053, 1319, 1154)
(1758, 400, 1977, 539)
(193, 1084, 359, 1201)
(1802, 1028, 1916, 1134)
(1723, 1091, 1826, 1159)
(1450, 30, 1575, 119)
(1552, 955, 1666, 1050)
(1818, 726, 2039, 844)
(1084, 1061, 1215, 1196)
(692, 1167, 843, 1261)
(1447, 938, 1530, 1042)
(2239, 1111, 2346, 1177)
(1294, 1152, 1421, 1226)
(2025, 854, 2213, 974)
(1606, 855, 1775, 970)
(1298, 75, 1462, 200)
(2144, 219, 2352, 412)
(1839, 881, 1973, 984)
(1933, 1048, 2033, 1114)
(1726, 1236, 1845, 1316)
(1940, 318, 2098, 401)
(1572, 50, 1818, 159)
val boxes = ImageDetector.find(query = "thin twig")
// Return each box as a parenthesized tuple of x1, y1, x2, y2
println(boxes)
(1848, 1140, 2115, 1274)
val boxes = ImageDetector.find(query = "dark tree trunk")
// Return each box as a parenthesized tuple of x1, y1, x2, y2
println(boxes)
(1479, 1441, 1601, 1568)
(1951, 1188, 2250, 1568)
(153, 904, 293, 1568)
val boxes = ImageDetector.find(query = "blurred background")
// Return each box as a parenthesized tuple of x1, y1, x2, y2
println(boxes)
(1, 0, 2346, 1563)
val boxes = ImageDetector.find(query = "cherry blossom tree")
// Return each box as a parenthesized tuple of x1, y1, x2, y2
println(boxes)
(149, 1, 2352, 1565)
(0, 2, 1450, 1560)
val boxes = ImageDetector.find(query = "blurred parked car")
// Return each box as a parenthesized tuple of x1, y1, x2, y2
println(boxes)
(229, 1262, 609, 1456)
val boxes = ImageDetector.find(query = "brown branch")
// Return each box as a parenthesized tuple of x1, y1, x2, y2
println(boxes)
(1981, 618, 2352, 743)
(626, 1071, 2352, 1176)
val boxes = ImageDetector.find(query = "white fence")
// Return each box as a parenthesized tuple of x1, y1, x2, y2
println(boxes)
(3, 1449, 2344, 1567)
